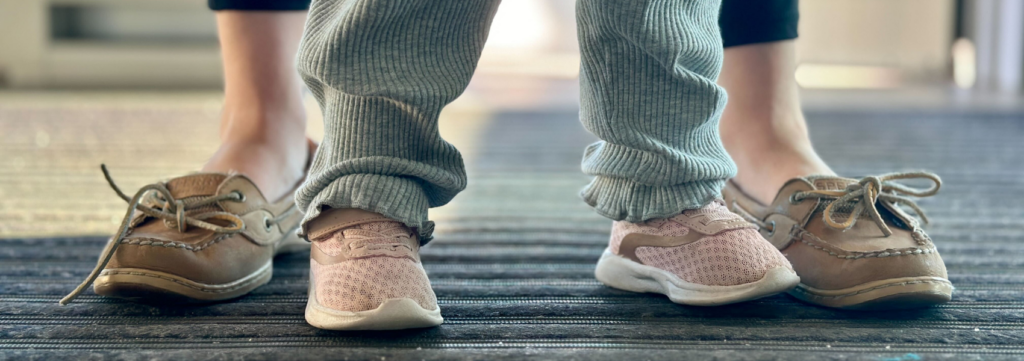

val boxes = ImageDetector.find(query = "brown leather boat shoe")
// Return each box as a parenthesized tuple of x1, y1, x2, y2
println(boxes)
(60, 167, 307, 305)
(722, 172, 952, 310)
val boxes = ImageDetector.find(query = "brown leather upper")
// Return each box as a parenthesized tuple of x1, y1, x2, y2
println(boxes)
(105, 173, 303, 284)
(722, 176, 948, 291)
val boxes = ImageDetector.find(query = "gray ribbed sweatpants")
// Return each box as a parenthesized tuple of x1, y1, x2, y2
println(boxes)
(295, 0, 736, 237)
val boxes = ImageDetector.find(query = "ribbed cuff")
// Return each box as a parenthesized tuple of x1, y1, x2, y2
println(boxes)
(580, 141, 736, 188)
(293, 84, 467, 243)
(297, 174, 431, 239)
(581, 176, 726, 223)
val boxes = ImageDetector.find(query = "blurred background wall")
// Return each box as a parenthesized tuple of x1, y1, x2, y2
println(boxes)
(0, 0, 1021, 94)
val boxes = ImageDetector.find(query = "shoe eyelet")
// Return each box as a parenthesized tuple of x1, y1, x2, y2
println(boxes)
(232, 190, 246, 202)
(263, 216, 273, 231)
(788, 193, 801, 204)
(764, 220, 777, 237)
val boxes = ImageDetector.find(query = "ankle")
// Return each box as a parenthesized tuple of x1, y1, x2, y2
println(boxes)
(729, 146, 834, 204)
(202, 129, 310, 202)
(721, 110, 835, 205)
(218, 106, 306, 144)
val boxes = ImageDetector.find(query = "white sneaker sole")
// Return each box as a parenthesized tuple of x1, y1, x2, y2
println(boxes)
(595, 249, 800, 306)
(305, 282, 443, 331)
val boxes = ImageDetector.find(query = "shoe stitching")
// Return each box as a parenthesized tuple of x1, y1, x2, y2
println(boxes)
(730, 201, 937, 260)
(793, 229, 936, 260)
(118, 233, 234, 252)
(911, 228, 931, 245)
(791, 278, 951, 300)
(99, 269, 264, 293)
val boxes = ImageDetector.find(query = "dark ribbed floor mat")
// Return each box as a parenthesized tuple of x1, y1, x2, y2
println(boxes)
(3, 108, 1024, 360)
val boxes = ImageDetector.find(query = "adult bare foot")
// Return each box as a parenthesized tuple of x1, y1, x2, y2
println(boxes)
(718, 40, 834, 204)
(200, 11, 310, 202)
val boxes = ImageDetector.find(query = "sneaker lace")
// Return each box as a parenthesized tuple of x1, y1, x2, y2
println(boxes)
(791, 172, 941, 236)
(59, 165, 247, 305)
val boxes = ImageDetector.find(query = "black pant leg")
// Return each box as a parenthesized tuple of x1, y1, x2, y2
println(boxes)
(719, 0, 799, 48)
(209, 0, 311, 11)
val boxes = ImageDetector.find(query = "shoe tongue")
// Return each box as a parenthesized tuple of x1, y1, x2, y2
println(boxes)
(165, 173, 228, 199)
(805, 176, 857, 191)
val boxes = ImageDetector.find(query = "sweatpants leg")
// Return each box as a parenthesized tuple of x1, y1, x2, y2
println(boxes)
(577, 0, 736, 222)
(294, 0, 501, 238)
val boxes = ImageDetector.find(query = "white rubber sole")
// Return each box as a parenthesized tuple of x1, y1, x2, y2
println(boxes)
(595, 250, 800, 306)
(305, 282, 443, 331)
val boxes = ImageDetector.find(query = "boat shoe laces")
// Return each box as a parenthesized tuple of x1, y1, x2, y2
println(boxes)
(59, 165, 259, 305)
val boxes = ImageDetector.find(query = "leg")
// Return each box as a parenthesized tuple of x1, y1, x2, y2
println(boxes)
(202, 10, 311, 202)
(577, 0, 736, 222)
(63, 4, 314, 305)
(295, 0, 500, 234)
(717, 0, 834, 204)
(579, 0, 798, 306)
(718, 41, 834, 204)
(295, 0, 501, 330)
(717, 0, 951, 310)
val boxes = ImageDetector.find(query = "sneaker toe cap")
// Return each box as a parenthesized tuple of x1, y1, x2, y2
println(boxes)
(311, 257, 438, 312)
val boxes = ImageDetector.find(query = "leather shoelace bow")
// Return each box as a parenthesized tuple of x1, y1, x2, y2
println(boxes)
(59, 165, 246, 305)
(792, 172, 941, 236)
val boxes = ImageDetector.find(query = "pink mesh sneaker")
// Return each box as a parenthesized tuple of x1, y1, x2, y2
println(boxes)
(303, 208, 442, 330)
(595, 200, 799, 306)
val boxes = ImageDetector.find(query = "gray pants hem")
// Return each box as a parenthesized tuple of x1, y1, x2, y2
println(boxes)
(296, 174, 430, 238)
(581, 176, 725, 222)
